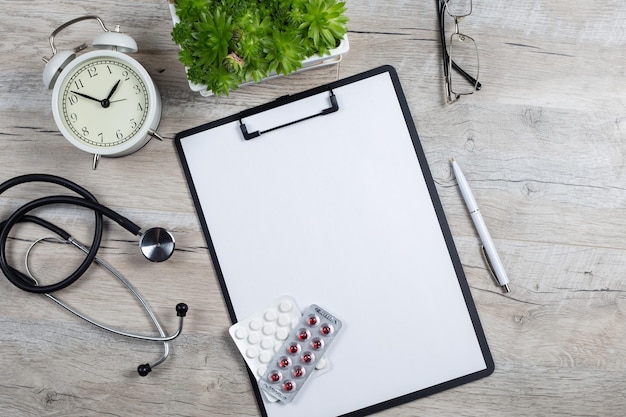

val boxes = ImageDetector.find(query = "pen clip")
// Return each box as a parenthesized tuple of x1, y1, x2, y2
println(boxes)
(480, 245, 499, 286)
(480, 245, 511, 292)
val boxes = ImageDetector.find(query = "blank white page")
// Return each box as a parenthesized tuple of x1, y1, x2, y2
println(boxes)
(176, 66, 493, 417)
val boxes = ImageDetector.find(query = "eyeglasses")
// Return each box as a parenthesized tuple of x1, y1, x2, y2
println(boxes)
(437, 0, 481, 103)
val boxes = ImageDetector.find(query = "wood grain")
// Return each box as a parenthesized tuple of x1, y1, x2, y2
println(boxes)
(0, 1, 625, 416)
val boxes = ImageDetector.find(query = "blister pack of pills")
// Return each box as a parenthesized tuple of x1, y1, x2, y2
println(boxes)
(258, 304, 343, 403)
(228, 296, 331, 402)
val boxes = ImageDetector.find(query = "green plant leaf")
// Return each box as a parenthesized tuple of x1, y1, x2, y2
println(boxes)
(171, 0, 348, 95)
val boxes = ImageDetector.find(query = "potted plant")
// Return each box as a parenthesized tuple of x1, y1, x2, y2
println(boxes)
(169, 0, 349, 96)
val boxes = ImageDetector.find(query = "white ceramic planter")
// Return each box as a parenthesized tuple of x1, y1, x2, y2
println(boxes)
(169, 4, 349, 96)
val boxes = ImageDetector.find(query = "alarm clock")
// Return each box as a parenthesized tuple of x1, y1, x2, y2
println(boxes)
(42, 15, 162, 169)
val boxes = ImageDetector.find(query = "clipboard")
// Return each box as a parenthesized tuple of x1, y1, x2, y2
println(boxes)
(175, 66, 494, 417)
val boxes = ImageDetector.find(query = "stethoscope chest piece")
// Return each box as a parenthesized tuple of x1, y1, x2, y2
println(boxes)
(0, 173, 187, 376)
(139, 227, 175, 262)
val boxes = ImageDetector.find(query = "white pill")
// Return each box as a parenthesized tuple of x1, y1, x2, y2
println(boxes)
(260, 351, 272, 363)
(262, 324, 276, 335)
(249, 318, 263, 330)
(246, 348, 258, 359)
(278, 301, 292, 312)
(276, 328, 289, 340)
(316, 358, 328, 369)
(261, 338, 274, 350)
(248, 333, 261, 344)
(264, 309, 278, 321)
(277, 315, 290, 326)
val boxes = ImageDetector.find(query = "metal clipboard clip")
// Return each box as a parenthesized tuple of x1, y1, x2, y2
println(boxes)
(239, 89, 339, 140)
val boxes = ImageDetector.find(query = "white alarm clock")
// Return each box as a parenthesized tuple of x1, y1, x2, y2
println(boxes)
(43, 15, 162, 169)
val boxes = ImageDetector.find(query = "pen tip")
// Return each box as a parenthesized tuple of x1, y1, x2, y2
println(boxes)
(450, 157, 455, 163)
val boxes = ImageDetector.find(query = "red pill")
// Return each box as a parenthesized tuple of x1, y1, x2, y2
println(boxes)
(320, 324, 333, 336)
(283, 380, 296, 392)
(292, 366, 306, 378)
(307, 314, 319, 326)
(311, 338, 324, 350)
(278, 356, 291, 368)
(301, 351, 315, 363)
(269, 371, 282, 383)
(297, 328, 310, 341)
(287, 342, 301, 355)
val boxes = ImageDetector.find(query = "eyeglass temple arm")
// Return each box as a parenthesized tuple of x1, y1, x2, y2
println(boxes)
(452, 60, 481, 90)
(437, 1, 482, 91)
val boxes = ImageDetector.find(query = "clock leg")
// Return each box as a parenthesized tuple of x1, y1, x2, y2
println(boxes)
(92, 154, 101, 170)
(148, 129, 164, 141)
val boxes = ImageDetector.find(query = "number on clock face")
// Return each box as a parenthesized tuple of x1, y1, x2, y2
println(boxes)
(58, 57, 149, 148)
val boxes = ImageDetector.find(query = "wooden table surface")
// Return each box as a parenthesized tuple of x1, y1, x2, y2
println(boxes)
(1, 1, 625, 416)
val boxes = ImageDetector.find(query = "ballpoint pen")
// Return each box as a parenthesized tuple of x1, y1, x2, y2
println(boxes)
(450, 158, 511, 293)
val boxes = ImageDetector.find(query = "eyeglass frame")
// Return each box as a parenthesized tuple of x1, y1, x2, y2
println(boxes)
(437, 0, 481, 103)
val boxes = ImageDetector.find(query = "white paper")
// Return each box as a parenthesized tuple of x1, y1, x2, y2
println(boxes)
(180, 71, 489, 417)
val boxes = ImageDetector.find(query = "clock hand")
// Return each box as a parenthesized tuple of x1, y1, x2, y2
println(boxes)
(106, 80, 121, 100)
(99, 79, 121, 108)
(71, 91, 101, 103)
(92, 79, 119, 109)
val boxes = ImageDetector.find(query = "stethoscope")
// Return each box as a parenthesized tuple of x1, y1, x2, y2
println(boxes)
(0, 174, 188, 376)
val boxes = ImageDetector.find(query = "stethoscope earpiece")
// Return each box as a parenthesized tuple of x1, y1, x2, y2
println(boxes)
(137, 363, 152, 377)
(176, 303, 189, 317)
(0, 174, 187, 376)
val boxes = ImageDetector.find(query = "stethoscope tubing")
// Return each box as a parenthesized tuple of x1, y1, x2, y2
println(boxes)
(0, 174, 140, 293)
(28, 237, 184, 342)
(0, 176, 104, 293)
(6, 194, 143, 234)
(0, 173, 187, 376)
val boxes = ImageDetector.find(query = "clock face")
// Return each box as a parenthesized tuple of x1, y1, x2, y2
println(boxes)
(55, 54, 151, 151)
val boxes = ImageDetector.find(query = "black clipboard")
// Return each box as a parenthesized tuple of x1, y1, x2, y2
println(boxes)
(175, 66, 494, 417)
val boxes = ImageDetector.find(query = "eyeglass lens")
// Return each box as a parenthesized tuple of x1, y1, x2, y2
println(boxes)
(444, 0, 479, 100)
(449, 33, 479, 96)
(445, 0, 472, 18)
